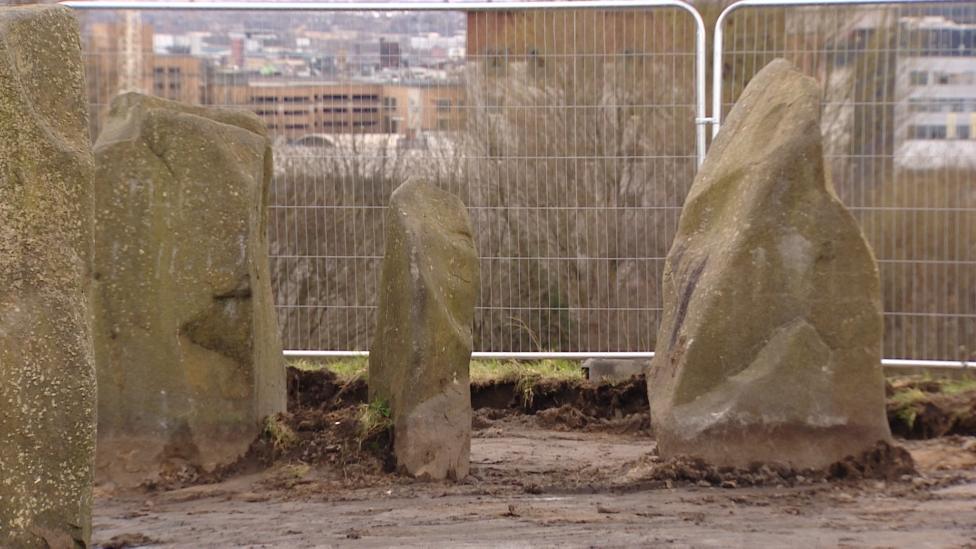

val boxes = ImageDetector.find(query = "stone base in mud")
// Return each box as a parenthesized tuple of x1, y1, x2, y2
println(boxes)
(95, 431, 258, 489)
(656, 424, 895, 470)
(620, 440, 917, 488)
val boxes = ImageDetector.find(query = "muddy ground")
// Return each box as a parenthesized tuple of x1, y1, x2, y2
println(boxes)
(93, 370, 976, 548)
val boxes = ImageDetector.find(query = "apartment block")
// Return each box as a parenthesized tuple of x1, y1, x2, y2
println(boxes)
(895, 15, 976, 169)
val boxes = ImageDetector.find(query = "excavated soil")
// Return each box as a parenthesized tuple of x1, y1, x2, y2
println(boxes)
(287, 366, 650, 419)
(470, 375, 650, 418)
(887, 376, 976, 438)
(91, 369, 976, 547)
(286, 367, 367, 411)
(182, 368, 973, 487)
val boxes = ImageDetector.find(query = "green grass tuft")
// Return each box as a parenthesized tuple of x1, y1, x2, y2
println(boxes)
(888, 388, 925, 430)
(263, 414, 298, 453)
(357, 398, 393, 452)
(941, 378, 976, 396)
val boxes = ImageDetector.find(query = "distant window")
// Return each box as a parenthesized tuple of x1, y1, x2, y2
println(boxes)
(910, 71, 928, 86)
(436, 99, 452, 112)
(908, 100, 931, 113)
(909, 125, 948, 140)
(936, 72, 951, 85)
(957, 125, 971, 139)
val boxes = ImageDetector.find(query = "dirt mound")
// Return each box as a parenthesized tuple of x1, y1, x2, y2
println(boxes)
(141, 372, 391, 492)
(471, 404, 650, 436)
(619, 441, 916, 489)
(887, 376, 976, 438)
(472, 407, 517, 429)
(471, 375, 648, 417)
(827, 440, 917, 480)
(287, 367, 367, 410)
(222, 408, 394, 485)
(287, 368, 976, 443)
(535, 405, 650, 435)
(286, 366, 649, 420)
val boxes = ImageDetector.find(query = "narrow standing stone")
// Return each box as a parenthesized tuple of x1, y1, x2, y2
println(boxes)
(369, 180, 479, 480)
(0, 6, 96, 547)
(647, 59, 891, 469)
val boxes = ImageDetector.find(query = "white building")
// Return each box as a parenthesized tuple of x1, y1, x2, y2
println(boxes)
(895, 15, 976, 170)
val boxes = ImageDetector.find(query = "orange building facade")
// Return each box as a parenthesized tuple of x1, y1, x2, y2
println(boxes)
(465, 9, 688, 59)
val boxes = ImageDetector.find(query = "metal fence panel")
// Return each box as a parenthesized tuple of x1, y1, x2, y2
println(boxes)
(714, 0, 976, 364)
(70, 1, 706, 359)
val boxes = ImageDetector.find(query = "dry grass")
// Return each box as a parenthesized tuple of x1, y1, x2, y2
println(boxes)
(862, 170, 976, 362)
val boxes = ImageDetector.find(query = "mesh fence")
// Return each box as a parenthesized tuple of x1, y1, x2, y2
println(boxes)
(77, 4, 702, 356)
(715, 1, 976, 363)
(75, 1, 971, 363)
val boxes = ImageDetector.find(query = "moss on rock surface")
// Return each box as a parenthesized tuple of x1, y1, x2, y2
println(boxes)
(93, 93, 285, 486)
(0, 6, 96, 547)
(647, 59, 891, 469)
(369, 180, 479, 480)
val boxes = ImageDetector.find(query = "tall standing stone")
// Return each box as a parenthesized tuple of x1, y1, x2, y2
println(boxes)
(93, 93, 285, 485)
(0, 6, 96, 547)
(369, 180, 479, 480)
(647, 59, 891, 469)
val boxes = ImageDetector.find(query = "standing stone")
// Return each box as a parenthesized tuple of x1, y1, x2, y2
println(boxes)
(369, 180, 479, 480)
(0, 6, 96, 547)
(647, 59, 891, 469)
(93, 93, 285, 485)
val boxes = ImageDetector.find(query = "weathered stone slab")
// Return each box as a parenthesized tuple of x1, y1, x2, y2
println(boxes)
(93, 93, 285, 485)
(647, 59, 891, 469)
(0, 6, 96, 547)
(369, 180, 479, 480)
